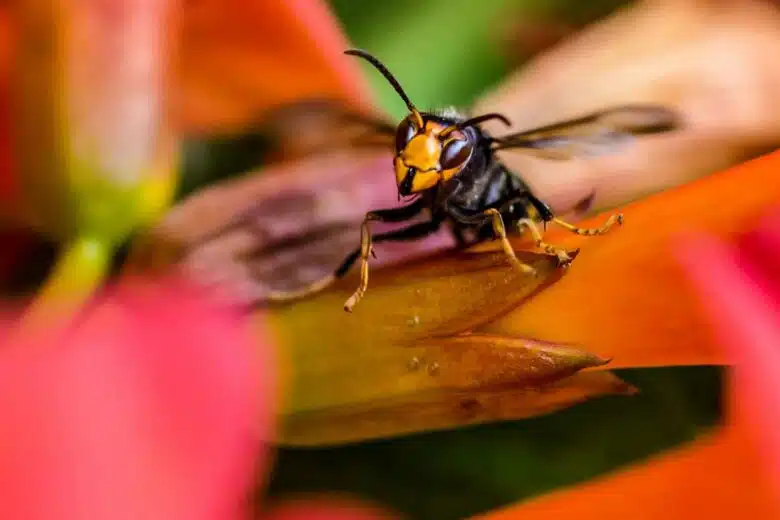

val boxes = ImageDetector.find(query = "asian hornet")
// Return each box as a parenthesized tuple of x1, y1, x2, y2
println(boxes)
(267, 49, 681, 312)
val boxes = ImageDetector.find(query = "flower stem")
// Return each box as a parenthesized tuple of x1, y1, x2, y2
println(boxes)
(11, 236, 111, 341)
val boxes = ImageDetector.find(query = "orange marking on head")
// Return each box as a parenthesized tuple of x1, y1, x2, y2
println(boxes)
(395, 118, 471, 194)
(402, 133, 441, 171)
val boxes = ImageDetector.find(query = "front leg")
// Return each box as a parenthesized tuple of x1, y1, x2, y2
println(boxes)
(447, 204, 537, 276)
(342, 216, 441, 312)
(267, 198, 427, 305)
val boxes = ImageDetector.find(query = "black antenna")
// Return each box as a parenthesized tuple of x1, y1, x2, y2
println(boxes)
(440, 112, 512, 138)
(345, 49, 417, 113)
(455, 113, 512, 130)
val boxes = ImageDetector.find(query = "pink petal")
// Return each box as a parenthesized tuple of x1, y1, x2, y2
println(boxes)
(675, 210, 780, 503)
(0, 276, 273, 520)
(737, 207, 780, 299)
(146, 151, 456, 305)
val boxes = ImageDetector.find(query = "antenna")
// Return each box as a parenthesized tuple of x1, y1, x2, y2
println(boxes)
(439, 113, 512, 138)
(345, 49, 423, 126)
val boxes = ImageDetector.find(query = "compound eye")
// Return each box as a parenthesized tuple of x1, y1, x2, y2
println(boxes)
(440, 139, 472, 170)
(395, 117, 417, 152)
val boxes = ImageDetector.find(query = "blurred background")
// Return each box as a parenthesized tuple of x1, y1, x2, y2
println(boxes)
(327, 0, 625, 118)
(178, 0, 630, 198)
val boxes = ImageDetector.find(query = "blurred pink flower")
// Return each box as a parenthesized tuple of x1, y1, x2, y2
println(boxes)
(0, 276, 396, 520)
(676, 205, 780, 508)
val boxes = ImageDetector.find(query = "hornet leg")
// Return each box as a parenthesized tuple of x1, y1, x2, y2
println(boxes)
(266, 199, 428, 306)
(516, 218, 577, 267)
(342, 218, 441, 312)
(450, 206, 537, 276)
(552, 213, 624, 236)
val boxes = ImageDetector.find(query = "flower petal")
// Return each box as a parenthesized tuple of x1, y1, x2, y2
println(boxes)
(477, 150, 780, 369)
(15, 0, 179, 242)
(0, 5, 15, 213)
(125, 150, 454, 305)
(175, 0, 374, 134)
(471, 422, 779, 520)
(472, 180, 780, 520)
(675, 207, 780, 503)
(0, 277, 270, 520)
(124, 150, 637, 445)
(11, 0, 182, 339)
(267, 247, 637, 446)
(281, 369, 633, 447)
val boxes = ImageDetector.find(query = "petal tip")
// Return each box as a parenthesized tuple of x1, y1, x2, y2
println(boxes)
(616, 379, 640, 396)
(585, 352, 612, 368)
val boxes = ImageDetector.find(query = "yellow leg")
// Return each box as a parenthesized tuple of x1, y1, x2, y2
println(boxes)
(516, 218, 575, 267)
(343, 216, 375, 312)
(483, 209, 537, 276)
(552, 213, 624, 236)
(267, 216, 379, 309)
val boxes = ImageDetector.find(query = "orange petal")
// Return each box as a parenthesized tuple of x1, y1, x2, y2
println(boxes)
(281, 369, 633, 447)
(125, 182, 638, 445)
(472, 419, 779, 520)
(476, 203, 780, 519)
(477, 150, 780, 369)
(175, 0, 374, 134)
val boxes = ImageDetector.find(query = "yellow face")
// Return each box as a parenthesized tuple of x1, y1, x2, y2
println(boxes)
(394, 113, 474, 196)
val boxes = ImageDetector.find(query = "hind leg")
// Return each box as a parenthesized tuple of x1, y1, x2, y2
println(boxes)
(520, 193, 617, 262)
(448, 206, 537, 276)
(552, 213, 624, 236)
(515, 218, 576, 267)
(497, 195, 576, 267)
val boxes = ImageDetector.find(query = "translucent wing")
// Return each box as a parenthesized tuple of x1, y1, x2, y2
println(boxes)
(257, 99, 397, 162)
(491, 105, 680, 160)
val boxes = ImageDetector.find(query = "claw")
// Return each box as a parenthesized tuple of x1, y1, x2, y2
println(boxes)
(510, 258, 537, 277)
